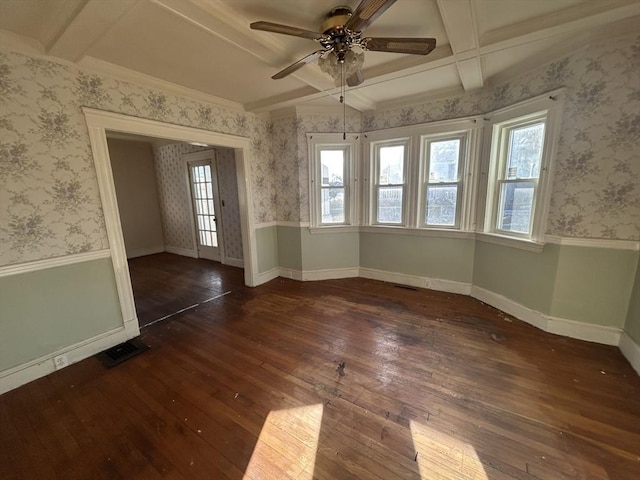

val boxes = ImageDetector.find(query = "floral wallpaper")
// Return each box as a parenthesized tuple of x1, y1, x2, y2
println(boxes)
(362, 33, 640, 241)
(153, 144, 243, 260)
(0, 30, 637, 268)
(0, 49, 273, 266)
(272, 111, 361, 223)
(211, 147, 243, 261)
(153, 143, 204, 251)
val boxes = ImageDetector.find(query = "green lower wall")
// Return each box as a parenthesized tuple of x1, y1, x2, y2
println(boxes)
(473, 241, 560, 314)
(360, 233, 475, 283)
(624, 256, 640, 343)
(256, 225, 279, 273)
(551, 247, 638, 327)
(276, 226, 302, 270)
(301, 229, 360, 270)
(0, 257, 123, 371)
(271, 226, 639, 338)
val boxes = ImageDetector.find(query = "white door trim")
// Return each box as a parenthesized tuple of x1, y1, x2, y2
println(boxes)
(83, 108, 258, 335)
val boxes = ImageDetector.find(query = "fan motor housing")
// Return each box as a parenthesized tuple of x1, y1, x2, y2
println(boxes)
(321, 6, 352, 34)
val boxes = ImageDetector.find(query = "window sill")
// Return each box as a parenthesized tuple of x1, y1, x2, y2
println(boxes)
(308, 225, 361, 235)
(476, 232, 544, 253)
(360, 225, 475, 239)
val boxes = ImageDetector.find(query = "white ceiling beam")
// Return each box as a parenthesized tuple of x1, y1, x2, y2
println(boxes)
(152, 0, 334, 94)
(247, 46, 456, 112)
(46, 0, 141, 62)
(152, 0, 421, 112)
(479, 1, 640, 55)
(246, 84, 377, 113)
(436, 0, 483, 91)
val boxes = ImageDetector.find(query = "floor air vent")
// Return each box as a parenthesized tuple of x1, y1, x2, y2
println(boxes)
(96, 338, 149, 368)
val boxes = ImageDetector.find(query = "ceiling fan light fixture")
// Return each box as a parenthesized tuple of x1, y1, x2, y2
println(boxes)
(318, 48, 364, 82)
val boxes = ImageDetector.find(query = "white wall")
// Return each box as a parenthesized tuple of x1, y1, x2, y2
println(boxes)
(108, 138, 164, 258)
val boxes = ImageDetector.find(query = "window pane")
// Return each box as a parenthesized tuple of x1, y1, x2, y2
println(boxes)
(498, 182, 535, 233)
(320, 187, 345, 223)
(379, 145, 404, 185)
(377, 186, 403, 223)
(426, 185, 458, 226)
(204, 165, 211, 181)
(507, 123, 544, 179)
(320, 150, 344, 187)
(429, 139, 460, 182)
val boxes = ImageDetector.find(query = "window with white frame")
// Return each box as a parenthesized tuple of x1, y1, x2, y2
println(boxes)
(372, 140, 408, 225)
(308, 134, 357, 227)
(421, 135, 466, 228)
(482, 90, 564, 242)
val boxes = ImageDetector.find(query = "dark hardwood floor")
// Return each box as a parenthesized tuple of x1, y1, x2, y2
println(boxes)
(2, 254, 639, 479)
(128, 253, 245, 326)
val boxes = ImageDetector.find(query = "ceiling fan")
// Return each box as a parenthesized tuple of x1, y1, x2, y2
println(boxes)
(250, 0, 437, 87)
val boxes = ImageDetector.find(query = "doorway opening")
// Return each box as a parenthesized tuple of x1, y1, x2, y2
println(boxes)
(84, 108, 257, 340)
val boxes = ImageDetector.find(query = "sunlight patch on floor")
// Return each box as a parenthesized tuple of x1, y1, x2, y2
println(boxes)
(410, 419, 489, 480)
(243, 404, 324, 480)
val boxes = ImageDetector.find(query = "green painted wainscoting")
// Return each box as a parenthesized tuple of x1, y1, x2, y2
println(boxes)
(301, 229, 360, 271)
(255, 225, 280, 273)
(0, 257, 123, 371)
(473, 241, 560, 315)
(360, 232, 475, 284)
(473, 241, 638, 328)
(551, 246, 638, 328)
(624, 255, 640, 344)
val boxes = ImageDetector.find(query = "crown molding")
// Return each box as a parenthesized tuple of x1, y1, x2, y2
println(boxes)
(0, 29, 46, 56)
(79, 56, 245, 112)
(0, 28, 246, 113)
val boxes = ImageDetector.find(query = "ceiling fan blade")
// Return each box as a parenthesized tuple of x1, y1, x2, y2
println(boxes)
(347, 70, 365, 87)
(272, 50, 324, 79)
(346, 0, 397, 32)
(250, 21, 322, 40)
(364, 37, 436, 55)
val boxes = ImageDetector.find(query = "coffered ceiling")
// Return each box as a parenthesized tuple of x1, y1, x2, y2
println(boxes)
(1, 0, 638, 113)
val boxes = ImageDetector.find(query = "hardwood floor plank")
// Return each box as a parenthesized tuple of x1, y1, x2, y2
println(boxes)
(2, 253, 639, 479)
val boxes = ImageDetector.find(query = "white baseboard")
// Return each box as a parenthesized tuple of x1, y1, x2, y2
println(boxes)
(126, 245, 165, 259)
(0, 326, 131, 394)
(545, 315, 621, 346)
(360, 268, 472, 295)
(279, 267, 304, 281)
(619, 332, 640, 375)
(301, 267, 359, 281)
(471, 286, 623, 346)
(471, 286, 549, 331)
(255, 267, 281, 286)
(223, 257, 244, 268)
(165, 246, 198, 258)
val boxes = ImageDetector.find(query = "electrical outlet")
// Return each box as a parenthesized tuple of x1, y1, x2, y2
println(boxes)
(53, 354, 68, 370)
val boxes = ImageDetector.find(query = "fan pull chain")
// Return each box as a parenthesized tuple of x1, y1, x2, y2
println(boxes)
(341, 61, 346, 140)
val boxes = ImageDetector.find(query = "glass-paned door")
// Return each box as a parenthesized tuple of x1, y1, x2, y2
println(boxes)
(189, 160, 222, 261)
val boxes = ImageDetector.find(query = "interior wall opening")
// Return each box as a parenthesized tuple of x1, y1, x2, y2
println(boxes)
(105, 132, 247, 328)
(84, 107, 257, 340)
